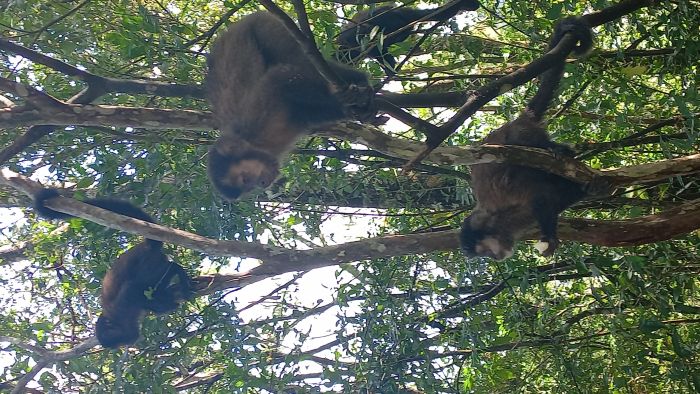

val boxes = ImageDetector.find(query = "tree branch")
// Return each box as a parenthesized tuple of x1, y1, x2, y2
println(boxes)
(0, 39, 203, 99)
(0, 77, 64, 108)
(403, 0, 657, 168)
(2, 168, 699, 298)
(1, 99, 694, 188)
(0, 101, 213, 131)
(0, 41, 202, 165)
(1, 336, 98, 394)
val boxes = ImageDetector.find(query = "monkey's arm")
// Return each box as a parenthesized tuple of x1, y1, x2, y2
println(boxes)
(531, 199, 561, 256)
(264, 65, 347, 126)
(526, 17, 593, 121)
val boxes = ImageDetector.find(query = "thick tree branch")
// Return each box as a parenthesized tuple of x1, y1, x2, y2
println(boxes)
(322, 125, 700, 188)
(600, 153, 700, 187)
(0, 101, 213, 131)
(0, 77, 64, 108)
(290, 0, 314, 39)
(1, 100, 694, 188)
(0, 242, 29, 265)
(0, 84, 107, 165)
(2, 169, 698, 297)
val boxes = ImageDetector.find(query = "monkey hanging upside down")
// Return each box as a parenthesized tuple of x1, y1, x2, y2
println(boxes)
(206, 12, 374, 200)
(460, 17, 594, 260)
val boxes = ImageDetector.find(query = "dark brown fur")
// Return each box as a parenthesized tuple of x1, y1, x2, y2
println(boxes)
(460, 17, 593, 260)
(33, 188, 191, 348)
(336, 0, 480, 71)
(206, 12, 373, 200)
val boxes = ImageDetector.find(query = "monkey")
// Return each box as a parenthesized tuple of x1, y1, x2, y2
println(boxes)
(33, 188, 192, 348)
(206, 12, 375, 200)
(460, 17, 594, 260)
(336, 0, 480, 71)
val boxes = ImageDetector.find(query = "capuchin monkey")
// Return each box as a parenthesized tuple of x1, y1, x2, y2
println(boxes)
(336, 0, 480, 71)
(206, 12, 374, 200)
(33, 188, 192, 348)
(460, 17, 594, 260)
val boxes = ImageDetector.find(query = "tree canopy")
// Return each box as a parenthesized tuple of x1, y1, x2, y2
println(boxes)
(1, 0, 699, 392)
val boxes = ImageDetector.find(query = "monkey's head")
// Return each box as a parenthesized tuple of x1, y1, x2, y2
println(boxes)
(96, 314, 140, 348)
(207, 136, 280, 200)
(460, 212, 515, 261)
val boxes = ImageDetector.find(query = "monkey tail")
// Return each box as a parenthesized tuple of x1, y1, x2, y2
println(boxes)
(33, 188, 72, 220)
(417, 0, 480, 21)
(33, 188, 162, 248)
(457, 0, 481, 12)
(526, 17, 593, 121)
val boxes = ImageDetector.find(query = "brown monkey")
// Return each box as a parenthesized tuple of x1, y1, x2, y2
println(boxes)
(33, 188, 192, 348)
(336, 0, 480, 71)
(460, 17, 594, 260)
(206, 12, 373, 200)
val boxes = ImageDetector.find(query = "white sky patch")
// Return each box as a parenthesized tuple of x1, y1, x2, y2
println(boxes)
(7, 55, 28, 70)
(166, 2, 181, 15)
(214, 206, 385, 374)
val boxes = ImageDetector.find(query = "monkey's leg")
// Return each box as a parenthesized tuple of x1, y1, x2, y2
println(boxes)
(145, 264, 192, 314)
(144, 279, 181, 314)
(265, 65, 346, 126)
(171, 263, 194, 300)
(531, 199, 560, 256)
(144, 289, 181, 314)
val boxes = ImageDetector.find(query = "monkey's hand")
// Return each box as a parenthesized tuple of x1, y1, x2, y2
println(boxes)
(549, 143, 577, 158)
(534, 237, 559, 257)
(584, 175, 614, 197)
(336, 84, 379, 122)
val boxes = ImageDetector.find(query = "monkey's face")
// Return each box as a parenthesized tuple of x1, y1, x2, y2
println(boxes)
(474, 236, 514, 260)
(207, 145, 279, 200)
(96, 314, 140, 348)
(460, 215, 515, 261)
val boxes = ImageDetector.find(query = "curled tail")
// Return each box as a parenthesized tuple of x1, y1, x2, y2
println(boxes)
(33, 188, 161, 248)
(526, 17, 593, 121)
